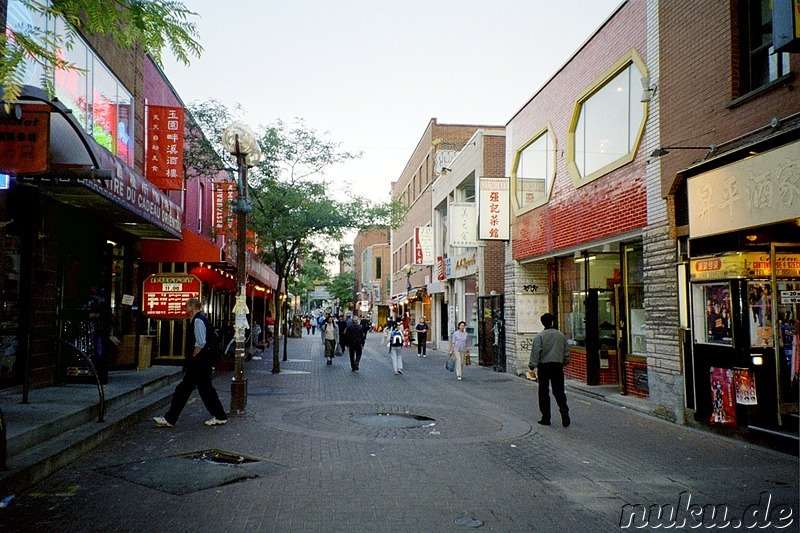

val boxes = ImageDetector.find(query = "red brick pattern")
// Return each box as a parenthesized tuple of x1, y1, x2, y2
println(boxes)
(508, 0, 648, 261)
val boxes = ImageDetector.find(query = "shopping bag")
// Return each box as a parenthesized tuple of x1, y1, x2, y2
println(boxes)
(445, 355, 455, 372)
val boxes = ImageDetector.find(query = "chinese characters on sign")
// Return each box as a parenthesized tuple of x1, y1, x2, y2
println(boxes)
(0, 104, 50, 174)
(478, 177, 510, 240)
(414, 226, 434, 265)
(449, 202, 477, 247)
(687, 140, 799, 239)
(145, 105, 184, 190)
(142, 274, 201, 319)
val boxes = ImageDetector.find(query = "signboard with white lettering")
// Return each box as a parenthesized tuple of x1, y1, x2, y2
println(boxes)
(414, 226, 435, 265)
(142, 274, 201, 319)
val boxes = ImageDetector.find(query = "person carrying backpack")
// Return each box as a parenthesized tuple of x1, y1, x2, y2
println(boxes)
(154, 298, 228, 427)
(345, 321, 365, 371)
(388, 325, 405, 375)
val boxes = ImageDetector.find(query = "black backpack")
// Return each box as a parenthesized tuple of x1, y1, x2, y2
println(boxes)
(347, 324, 364, 345)
(196, 313, 223, 361)
(391, 330, 404, 346)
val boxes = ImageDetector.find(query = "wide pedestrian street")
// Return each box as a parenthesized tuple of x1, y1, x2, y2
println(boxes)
(1, 332, 797, 532)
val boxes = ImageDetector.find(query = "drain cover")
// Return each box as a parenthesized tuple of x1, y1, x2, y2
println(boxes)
(96, 449, 284, 495)
(351, 413, 435, 429)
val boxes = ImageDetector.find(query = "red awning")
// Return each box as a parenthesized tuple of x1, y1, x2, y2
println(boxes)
(140, 229, 222, 263)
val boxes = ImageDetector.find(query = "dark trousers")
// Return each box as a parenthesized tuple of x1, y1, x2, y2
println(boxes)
(417, 332, 427, 354)
(164, 362, 227, 425)
(537, 362, 569, 422)
(348, 344, 363, 369)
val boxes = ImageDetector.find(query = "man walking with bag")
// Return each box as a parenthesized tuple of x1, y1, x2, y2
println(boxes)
(529, 313, 571, 427)
(154, 298, 228, 427)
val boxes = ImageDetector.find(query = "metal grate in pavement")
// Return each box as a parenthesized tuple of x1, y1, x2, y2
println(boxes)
(95, 449, 286, 495)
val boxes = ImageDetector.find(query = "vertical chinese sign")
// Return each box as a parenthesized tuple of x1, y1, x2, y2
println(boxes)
(145, 105, 184, 190)
(449, 203, 477, 247)
(414, 226, 434, 265)
(479, 177, 510, 240)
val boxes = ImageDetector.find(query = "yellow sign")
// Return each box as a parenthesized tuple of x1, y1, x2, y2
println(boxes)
(691, 252, 800, 280)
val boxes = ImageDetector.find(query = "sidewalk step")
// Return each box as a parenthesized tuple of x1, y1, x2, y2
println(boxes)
(0, 369, 183, 499)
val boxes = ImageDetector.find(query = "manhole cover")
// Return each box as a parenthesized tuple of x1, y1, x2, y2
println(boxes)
(96, 449, 285, 495)
(351, 413, 435, 429)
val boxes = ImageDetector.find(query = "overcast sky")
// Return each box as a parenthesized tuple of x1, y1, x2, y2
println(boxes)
(162, 0, 623, 204)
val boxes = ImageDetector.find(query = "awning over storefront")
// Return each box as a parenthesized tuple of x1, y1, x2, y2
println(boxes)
(224, 240, 280, 289)
(140, 229, 222, 263)
(8, 87, 182, 239)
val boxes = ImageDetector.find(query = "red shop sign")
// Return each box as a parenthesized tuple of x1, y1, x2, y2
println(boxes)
(142, 274, 201, 319)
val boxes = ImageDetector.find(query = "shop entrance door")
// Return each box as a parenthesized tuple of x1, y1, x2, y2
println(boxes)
(773, 244, 799, 433)
(585, 288, 617, 385)
(477, 294, 505, 371)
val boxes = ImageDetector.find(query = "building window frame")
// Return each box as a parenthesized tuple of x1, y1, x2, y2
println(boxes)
(512, 123, 556, 214)
(566, 49, 648, 188)
(735, 0, 791, 99)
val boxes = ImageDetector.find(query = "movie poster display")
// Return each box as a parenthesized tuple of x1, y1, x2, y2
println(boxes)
(709, 367, 736, 426)
(692, 283, 733, 346)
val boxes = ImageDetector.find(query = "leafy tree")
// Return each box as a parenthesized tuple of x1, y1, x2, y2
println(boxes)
(2, 0, 202, 107)
(328, 271, 356, 313)
(293, 252, 329, 312)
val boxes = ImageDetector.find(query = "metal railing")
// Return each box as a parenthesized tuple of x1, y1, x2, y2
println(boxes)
(44, 335, 106, 423)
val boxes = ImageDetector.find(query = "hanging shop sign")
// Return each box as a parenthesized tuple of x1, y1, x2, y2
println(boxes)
(478, 177, 510, 240)
(414, 226, 435, 265)
(0, 104, 50, 174)
(690, 252, 800, 281)
(449, 202, 478, 247)
(214, 181, 236, 230)
(143, 274, 201, 319)
(145, 105, 184, 190)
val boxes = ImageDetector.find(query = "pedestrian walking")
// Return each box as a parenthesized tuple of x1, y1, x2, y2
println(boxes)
(529, 312, 571, 427)
(448, 321, 470, 381)
(344, 319, 365, 371)
(154, 298, 228, 427)
(415, 316, 429, 357)
(388, 324, 405, 375)
(322, 315, 338, 365)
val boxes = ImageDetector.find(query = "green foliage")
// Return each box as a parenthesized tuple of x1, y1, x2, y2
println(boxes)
(328, 271, 356, 311)
(2, 0, 202, 106)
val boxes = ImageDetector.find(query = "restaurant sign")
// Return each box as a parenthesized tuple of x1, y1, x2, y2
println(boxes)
(143, 274, 201, 319)
(690, 252, 800, 281)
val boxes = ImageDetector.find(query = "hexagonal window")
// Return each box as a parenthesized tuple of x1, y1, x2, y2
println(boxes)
(512, 125, 556, 213)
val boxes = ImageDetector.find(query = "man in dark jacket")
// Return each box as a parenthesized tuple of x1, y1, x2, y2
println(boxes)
(154, 298, 228, 427)
(529, 313, 571, 428)
(344, 320, 365, 371)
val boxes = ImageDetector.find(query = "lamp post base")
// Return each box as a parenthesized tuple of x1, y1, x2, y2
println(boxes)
(230, 378, 247, 415)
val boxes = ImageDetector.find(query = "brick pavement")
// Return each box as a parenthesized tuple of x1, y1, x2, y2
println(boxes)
(0, 332, 797, 532)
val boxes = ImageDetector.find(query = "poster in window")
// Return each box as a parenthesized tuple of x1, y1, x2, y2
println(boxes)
(733, 367, 757, 405)
(702, 283, 733, 346)
(747, 282, 773, 347)
(709, 367, 736, 426)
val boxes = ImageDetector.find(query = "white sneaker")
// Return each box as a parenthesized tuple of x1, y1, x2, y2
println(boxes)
(153, 416, 173, 427)
(205, 417, 228, 426)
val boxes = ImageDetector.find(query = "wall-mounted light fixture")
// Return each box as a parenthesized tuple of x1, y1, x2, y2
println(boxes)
(640, 76, 657, 103)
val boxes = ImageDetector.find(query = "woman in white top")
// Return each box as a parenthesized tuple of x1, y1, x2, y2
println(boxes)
(449, 321, 470, 380)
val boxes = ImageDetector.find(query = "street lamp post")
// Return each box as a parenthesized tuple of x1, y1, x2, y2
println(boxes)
(222, 123, 261, 415)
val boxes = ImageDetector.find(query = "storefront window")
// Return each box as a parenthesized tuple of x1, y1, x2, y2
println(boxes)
(559, 257, 584, 345)
(626, 245, 646, 355)
(747, 281, 773, 347)
(692, 282, 733, 346)
(54, 18, 90, 132)
(465, 276, 477, 342)
(1, 234, 22, 386)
